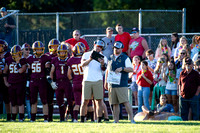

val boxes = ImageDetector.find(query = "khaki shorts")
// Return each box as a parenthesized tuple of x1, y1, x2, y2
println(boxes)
(108, 87, 128, 104)
(82, 80, 103, 100)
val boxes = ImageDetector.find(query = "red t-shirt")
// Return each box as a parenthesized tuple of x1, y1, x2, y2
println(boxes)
(65, 38, 90, 51)
(136, 69, 153, 87)
(115, 32, 131, 53)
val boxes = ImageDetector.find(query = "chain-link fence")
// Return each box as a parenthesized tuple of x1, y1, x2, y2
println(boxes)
(15, 9, 186, 52)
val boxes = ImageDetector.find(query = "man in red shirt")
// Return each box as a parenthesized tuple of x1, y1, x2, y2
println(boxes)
(115, 24, 131, 54)
(65, 30, 90, 52)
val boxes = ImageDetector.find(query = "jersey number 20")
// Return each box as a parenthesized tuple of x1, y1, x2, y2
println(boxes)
(72, 64, 83, 75)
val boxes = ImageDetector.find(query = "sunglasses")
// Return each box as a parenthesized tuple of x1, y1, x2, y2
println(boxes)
(96, 45, 103, 49)
(74, 34, 80, 36)
(25, 48, 31, 51)
(181, 53, 186, 55)
(159, 61, 164, 63)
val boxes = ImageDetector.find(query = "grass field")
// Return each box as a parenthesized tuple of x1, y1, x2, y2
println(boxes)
(0, 116, 200, 133)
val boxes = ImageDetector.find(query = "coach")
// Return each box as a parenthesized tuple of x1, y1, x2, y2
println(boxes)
(178, 57, 200, 120)
(104, 41, 135, 123)
(80, 39, 107, 123)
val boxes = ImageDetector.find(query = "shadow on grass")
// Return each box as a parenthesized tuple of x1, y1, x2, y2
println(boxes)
(136, 121, 200, 126)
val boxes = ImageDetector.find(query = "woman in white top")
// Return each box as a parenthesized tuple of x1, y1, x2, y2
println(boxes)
(170, 32, 180, 58)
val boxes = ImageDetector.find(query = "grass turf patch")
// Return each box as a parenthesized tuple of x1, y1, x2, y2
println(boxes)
(0, 117, 200, 133)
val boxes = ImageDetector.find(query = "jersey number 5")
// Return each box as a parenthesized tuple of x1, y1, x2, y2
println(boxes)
(72, 64, 83, 75)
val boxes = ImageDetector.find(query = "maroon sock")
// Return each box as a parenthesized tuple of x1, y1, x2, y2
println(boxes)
(12, 114, 17, 121)
(68, 105, 74, 119)
(31, 113, 36, 121)
(59, 106, 66, 121)
(44, 115, 48, 121)
(7, 113, 11, 121)
(19, 113, 24, 120)
(48, 104, 53, 121)
(73, 110, 79, 120)
(89, 112, 94, 121)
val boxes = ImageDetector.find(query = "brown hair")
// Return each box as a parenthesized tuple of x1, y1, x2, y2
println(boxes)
(116, 23, 122, 27)
(146, 49, 154, 56)
(195, 36, 200, 43)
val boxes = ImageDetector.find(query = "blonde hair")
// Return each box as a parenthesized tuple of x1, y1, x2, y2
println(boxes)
(154, 57, 166, 73)
(179, 36, 188, 47)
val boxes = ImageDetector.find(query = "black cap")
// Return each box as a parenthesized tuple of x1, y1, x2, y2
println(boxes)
(132, 27, 139, 33)
(113, 41, 124, 49)
(185, 57, 193, 65)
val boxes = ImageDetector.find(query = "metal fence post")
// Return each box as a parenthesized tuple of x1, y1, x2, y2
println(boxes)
(138, 8, 142, 34)
(182, 8, 186, 33)
(16, 13, 19, 45)
(56, 12, 59, 40)
(128, 87, 132, 120)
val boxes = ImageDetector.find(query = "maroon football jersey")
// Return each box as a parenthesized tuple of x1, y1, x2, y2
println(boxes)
(5, 57, 27, 83)
(27, 54, 51, 79)
(67, 56, 83, 84)
(51, 57, 70, 81)
(0, 51, 11, 71)
(45, 52, 57, 59)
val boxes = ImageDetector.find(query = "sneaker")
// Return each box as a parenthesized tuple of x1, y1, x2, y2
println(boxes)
(73, 119, 78, 123)
(104, 118, 109, 122)
(44, 120, 48, 123)
(113, 121, 118, 123)
(131, 120, 136, 124)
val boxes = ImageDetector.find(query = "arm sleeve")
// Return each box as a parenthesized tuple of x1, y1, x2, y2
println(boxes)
(125, 58, 133, 68)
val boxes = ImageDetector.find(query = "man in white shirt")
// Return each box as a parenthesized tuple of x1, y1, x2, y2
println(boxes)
(80, 39, 107, 123)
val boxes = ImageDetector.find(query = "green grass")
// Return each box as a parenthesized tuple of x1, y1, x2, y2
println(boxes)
(0, 116, 200, 133)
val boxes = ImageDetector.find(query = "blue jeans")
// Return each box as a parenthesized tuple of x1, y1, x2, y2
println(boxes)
(25, 96, 31, 119)
(138, 86, 150, 112)
(179, 95, 199, 121)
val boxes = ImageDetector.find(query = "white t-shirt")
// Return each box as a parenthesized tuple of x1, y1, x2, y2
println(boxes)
(81, 51, 108, 82)
(165, 69, 177, 90)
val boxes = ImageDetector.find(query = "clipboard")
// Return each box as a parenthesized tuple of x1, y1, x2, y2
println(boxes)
(91, 51, 104, 62)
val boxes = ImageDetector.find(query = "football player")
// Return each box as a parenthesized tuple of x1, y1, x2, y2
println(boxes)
(45, 38, 60, 122)
(67, 42, 85, 122)
(27, 41, 51, 122)
(0, 39, 12, 121)
(49, 43, 74, 122)
(3, 45, 27, 121)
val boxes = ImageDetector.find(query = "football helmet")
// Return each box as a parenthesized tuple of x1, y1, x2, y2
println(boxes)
(48, 39, 60, 54)
(10, 45, 22, 61)
(57, 44, 69, 59)
(0, 39, 8, 53)
(21, 43, 31, 50)
(32, 41, 45, 57)
(94, 39, 106, 50)
(72, 42, 85, 56)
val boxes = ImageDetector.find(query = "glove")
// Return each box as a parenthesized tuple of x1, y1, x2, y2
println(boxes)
(51, 82, 58, 90)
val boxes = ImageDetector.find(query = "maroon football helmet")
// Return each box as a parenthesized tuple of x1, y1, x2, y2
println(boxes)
(0, 39, 8, 53)
(10, 45, 22, 61)
(32, 41, 45, 57)
(72, 42, 85, 56)
(57, 44, 69, 59)
(48, 39, 60, 54)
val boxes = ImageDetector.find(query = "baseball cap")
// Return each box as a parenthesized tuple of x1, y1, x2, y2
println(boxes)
(113, 41, 124, 49)
(21, 43, 31, 50)
(106, 27, 113, 31)
(185, 57, 193, 65)
(132, 27, 139, 33)
(0, 7, 7, 12)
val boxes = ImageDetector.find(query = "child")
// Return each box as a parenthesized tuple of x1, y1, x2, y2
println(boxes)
(151, 57, 167, 111)
(155, 38, 171, 59)
(129, 56, 141, 106)
(164, 58, 178, 112)
(136, 60, 153, 112)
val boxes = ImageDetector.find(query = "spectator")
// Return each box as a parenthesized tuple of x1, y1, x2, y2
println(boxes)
(190, 35, 198, 50)
(151, 57, 167, 111)
(129, 56, 141, 106)
(155, 38, 171, 59)
(102, 27, 115, 59)
(178, 57, 200, 120)
(65, 29, 90, 52)
(104, 41, 135, 123)
(145, 49, 157, 105)
(115, 24, 131, 54)
(191, 36, 200, 59)
(163, 58, 178, 112)
(136, 60, 153, 112)
(80, 39, 107, 123)
(0, 7, 16, 47)
(170, 32, 179, 58)
(128, 27, 149, 60)
(194, 59, 200, 74)
(174, 36, 188, 60)
(21, 43, 32, 119)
